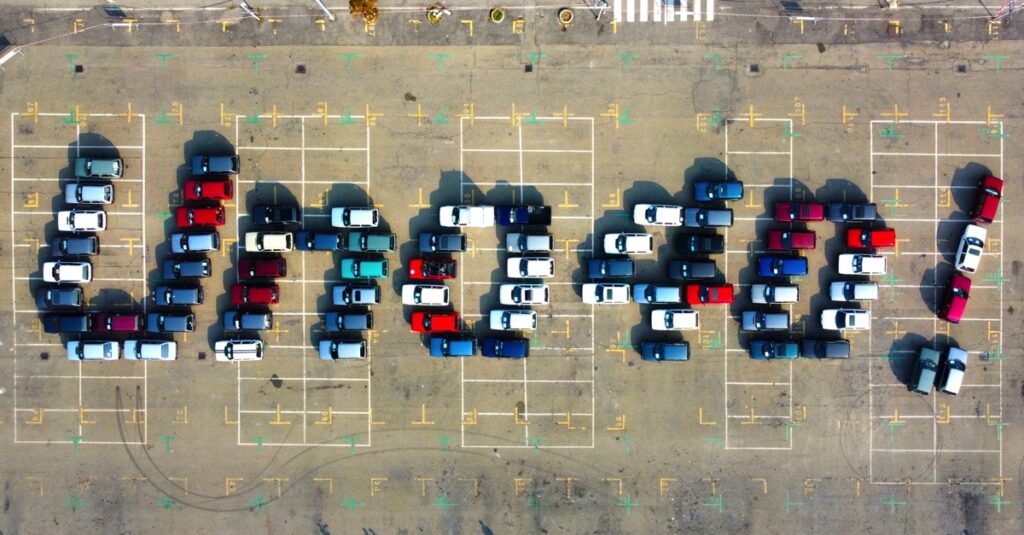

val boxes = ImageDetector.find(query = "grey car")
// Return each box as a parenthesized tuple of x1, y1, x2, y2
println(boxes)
(667, 260, 716, 280)
(632, 284, 683, 304)
(52, 235, 99, 257)
(325, 311, 373, 331)
(170, 232, 220, 253)
(36, 286, 84, 309)
(332, 284, 381, 306)
(152, 286, 204, 306)
(65, 182, 114, 204)
(741, 310, 790, 331)
(224, 311, 272, 331)
(162, 258, 212, 279)
(683, 208, 734, 228)
(74, 157, 123, 179)
(192, 154, 239, 175)
(418, 232, 467, 253)
(146, 312, 195, 333)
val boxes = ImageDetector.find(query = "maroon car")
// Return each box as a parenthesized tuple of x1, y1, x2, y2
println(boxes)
(238, 257, 287, 280)
(773, 201, 825, 223)
(92, 312, 144, 333)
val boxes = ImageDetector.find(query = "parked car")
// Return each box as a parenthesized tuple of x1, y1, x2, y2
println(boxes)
(800, 339, 850, 359)
(410, 311, 459, 333)
(170, 231, 220, 253)
(774, 201, 825, 222)
(152, 285, 203, 306)
(36, 286, 84, 310)
(757, 256, 809, 277)
(837, 254, 886, 275)
(693, 180, 744, 202)
(506, 257, 555, 278)
(52, 235, 99, 257)
(480, 338, 529, 359)
(253, 204, 301, 226)
(325, 311, 372, 331)
(827, 202, 877, 222)
(42, 313, 91, 333)
(497, 205, 551, 225)
(821, 308, 871, 330)
(214, 339, 263, 362)
(147, 313, 196, 333)
(676, 233, 725, 254)
(909, 346, 940, 395)
(846, 227, 896, 249)
(939, 273, 971, 323)
(401, 284, 449, 306)
(499, 284, 550, 305)
(231, 284, 279, 305)
(42, 261, 92, 283)
(506, 233, 554, 253)
(331, 207, 379, 228)
(245, 231, 292, 253)
(408, 258, 457, 280)
(767, 230, 816, 251)
(829, 281, 879, 302)
(347, 231, 396, 253)
(175, 206, 225, 227)
(954, 224, 986, 274)
(749, 340, 799, 360)
(339, 258, 389, 279)
(332, 284, 380, 306)
(940, 346, 968, 395)
(489, 309, 538, 331)
(74, 157, 123, 179)
(667, 260, 717, 280)
(971, 175, 1003, 224)
(633, 284, 683, 304)
(640, 342, 690, 362)
(581, 283, 630, 305)
(123, 340, 177, 361)
(429, 336, 476, 357)
(685, 284, 734, 305)
(750, 283, 799, 304)
(741, 310, 790, 332)
(192, 154, 239, 175)
(223, 311, 272, 331)
(67, 340, 119, 361)
(419, 232, 467, 253)
(587, 257, 634, 279)
(651, 309, 699, 331)
(603, 233, 654, 255)
(683, 208, 733, 228)
(318, 340, 367, 360)
(65, 182, 114, 205)
(93, 312, 143, 333)
(438, 205, 493, 227)
(632, 204, 683, 226)
(183, 177, 233, 201)
(238, 257, 286, 280)
(296, 231, 344, 251)
(57, 209, 106, 232)
(163, 258, 212, 279)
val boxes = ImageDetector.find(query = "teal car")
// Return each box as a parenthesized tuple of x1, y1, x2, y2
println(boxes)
(339, 258, 389, 279)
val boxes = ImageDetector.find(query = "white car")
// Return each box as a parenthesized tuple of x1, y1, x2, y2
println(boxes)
(499, 284, 550, 305)
(245, 231, 293, 252)
(837, 254, 887, 275)
(954, 224, 986, 274)
(506, 257, 555, 278)
(633, 204, 683, 226)
(401, 284, 450, 306)
(821, 308, 871, 330)
(829, 281, 879, 302)
(582, 283, 630, 304)
(331, 207, 379, 228)
(43, 261, 92, 283)
(215, 339, 264, 361)
(439, 205, 495, 228)
(506, 233, 553, 252)
(57, 209, 106, 232)
(750, 284, 799, 304)
(123, 340, 177, 361)
(603, 233, 654, 255)
(489, 309, 538, 331)
(651, 309, 699, 331)
(67, 340, 119, 361)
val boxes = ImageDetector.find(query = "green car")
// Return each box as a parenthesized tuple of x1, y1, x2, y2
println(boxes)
(340, 258, 389, 279)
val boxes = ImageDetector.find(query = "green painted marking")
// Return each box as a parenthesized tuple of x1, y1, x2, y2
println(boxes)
(619, 52, 638, 70)
(877, 54, 904, 71)
(339, 496, 365, 512)
(250, 435, 266, 452)
(989, 493, 1009, 512)
(154, 105, 171, 124)
(879, 270, 905, 289)
(244, 111, 263, 125)
(530, 329, 544, 349)
(526, 53, 547, 69)
(431, 106, 449, 125)
(63, 107, 80, 125)
(67, 494, 81, 513)
(338, 108, 356, 125)
(704, 494, 724, 512)
(877, 348, 910, 361)
(979, 123, 1008, 139)
(158, 435, 174, 453)
(337, 53, 364, 72)
(158, 495, 177, 510)
(618, 495, 638, 515)
(983, 271, 1010, 291)
(989, 420, 1009, 441)
(785, 421, 801, 441)
(782, 54, 802, 70)
(886, 419, 905, 443)
(68, 434, 84, 453)
(785, 491, 804, 513)
(154, 53, 177, 69)
(248, 495, 267, 512)
(64, 54, 80, 73)
(703, 436, 723, 450)
(618, 108, 635, 126)
(879, 124, 902, 139)
(706, 109, 723, 127)
(704, 331, 722, 350)
(610, 210, 630, 220)
(245, 53, 268, 75)
(783, 123, 801, 138)
(342, 434, 359, 451)
(428, 53, 452, 72)
(154, 210, 172, 218)
(622, 435, 635, 456)
(981, 55, 1009, 72)
(984, 347, 1006, 362)
(526, 495, 546, 509)
(615, 334, 631, 351)
(522, 110, 540, 125)
(527, 436, 544, 450)
(433, 492, 456, 515)
(435, 435, 455, 452)
(703, 53, 722, 70)
(881, 493, 906, 513)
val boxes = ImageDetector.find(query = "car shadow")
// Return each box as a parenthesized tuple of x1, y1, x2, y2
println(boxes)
(887, 331, 932, 385)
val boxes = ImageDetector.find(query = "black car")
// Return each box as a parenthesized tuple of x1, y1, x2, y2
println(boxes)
(253, 204, 301, 226)
(52, 235, 99, 257)
(152, 286, 204, 306)
(418, 232, 467, 253)
(42, 313, 91, 333)
(801, 339, 851, 359)
(667, 260, 717, 280)
(586, 257, 635, 279)
(162, 258, 212, 279)
(826, 202, 877, 222)
(146, 312, 195, 333)
(36, 287, 84, 310)
(676, 233, 725, 254)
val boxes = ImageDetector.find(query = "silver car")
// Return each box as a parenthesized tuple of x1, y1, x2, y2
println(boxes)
(65, 182, 114, 204)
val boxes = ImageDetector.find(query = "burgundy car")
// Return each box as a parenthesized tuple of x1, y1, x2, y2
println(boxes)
(231, 284, 280, 305)
(971, 175, 1003, 224)
(238, 257, 287, 280)
(773, 201, 825, 222)
(939, 273, 971, 323)
(767, 230, 816, 251)
(93, 312, 144, 333)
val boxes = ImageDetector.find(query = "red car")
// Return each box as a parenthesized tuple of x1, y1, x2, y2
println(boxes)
(939, 273, 971, 324)
(231, 284, 280, 305)
(183, 178, 233, 201)
(767, 230, 816, 251)
(971, 175, 1003, 224)
(408, 258, 457, 280)
(774, 201, 825, 222)
(846, 228, 896, 249)
(92, 312, 144, 333)
(175, 206, 226, 227)
(685, 284, 735, 305)
(410, 311, 460, 333)
(238, 257, 287, 280)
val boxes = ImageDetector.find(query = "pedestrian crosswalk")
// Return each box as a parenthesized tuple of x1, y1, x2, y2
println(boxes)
(613, 0, 716, 22)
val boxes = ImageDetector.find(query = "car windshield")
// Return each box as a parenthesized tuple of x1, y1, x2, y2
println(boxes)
(646, 206, 658, 222)
(965, 237, 983, 248)
(450, 209, 462, 224)
(836, 311, 848, 324)
(616, 235, 626, 251)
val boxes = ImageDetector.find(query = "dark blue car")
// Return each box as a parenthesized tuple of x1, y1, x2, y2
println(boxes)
(429, 336, 476, 357)
(757, 256, 808, 278)
(693, 181, 744, 202)
(163, 258, 212, 279)
(640, 341, 690, 362)
(749, 340, 800, 360)
(587, 257, 634, 279)
(296, 231, 345, 251)
(480, 338, 529, 359)
(36, 287, 84, 309)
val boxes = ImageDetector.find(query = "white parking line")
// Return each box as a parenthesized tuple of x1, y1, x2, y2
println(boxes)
(13, 177, 145, 183)
(12, 144, 145, 150)
(237, 146, 367, 151)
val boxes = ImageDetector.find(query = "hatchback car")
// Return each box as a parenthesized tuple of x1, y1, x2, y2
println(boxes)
(152, 285, 204, 306)
(339, 258, 389, 279)
(603, 233, 654, 255)
(773, 201, 825, 222)
(418, 232, 467, 253)
(318, 340, 367, 360)
(651, 309, 699, 331)
(332, 207, 379, 228)
(633, 284, 683, 304)
(741, 310, 790, 332)
(909, 346, 939, 395)
(480, 338, 529, 359)
(506, 257, 555, 278)
(36, 286, 84, 310)
(939, 273, 971, 323)
(489, 309, 538, 331)
(245, 231, 292, 253)
(52, 235, 99, 257)
(640, 342, 690, 362)
(939, 346, 968, 395)
(506, 233, 554, 253)
(756, 256, 809, 278)
(829, 281, 879, 302)
(123, 340, 177, 361)
(954, 224, 986, 274)
(332, 284, 381, 306)
(800, 339, 850, 359)
(147, 312, 196, 333)
(499, 284, 550, 305)
(170, 231, 220, 253)
(325, 311, 372, 331)
(750, 283, 799, 304)
(971, 175, 1003, 224)
(67, 340, 119, 361)
(821, 308, 871, 330)
(401, 284, 449, 306)
(347, 231, 397, 253)
(693, 181, 744, 202)
(408, 258, 457, 280)
(667, 260, 717, 280)
(837, 254, 887, 275)
(846, 227, 896, 249)
(231, 284, 279, 305)
(163, 258, 212, 279)
(223, 311, 272, 331)
(238, 257, 287, 280)
(192, 154, 240, 175)
(429, 336, 477, 357)
(581, 283, 630, 305)
(42, 261, 92, 283)
(93, 312, 143, 333)
(767, 230, 816, 251)
(57, 209, 106, 232)
(42, 313, 92, 333)
(183, 178, 233, 201)
(75, 157, 124, 179)
(65, 182, 114, 205)
(749, 340, 800, 360)
(175, 206, 226, 227)
(827, 202, 877, 222)
(296, 231, 344, 251)
(438, 205, 494, 228)
(411, 311, 460, 333)
(587, 258, 635, 279)
(684, 208, 734, 228)
(214, 339, 263, 362)
(685, 284, 734, 305)
(676, 233, 725, 254)
(632, 204, 683, 226)
(253, 204, 301, 226)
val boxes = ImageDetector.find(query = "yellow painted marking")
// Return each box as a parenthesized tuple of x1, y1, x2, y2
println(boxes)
(264, 17, 281, 34)
(601, 188, 621, 208)
(880, 103, 909, 125)
(792, 18, 804, 34)
(552, 105, 574, 128)
(988, 20, 1000, 37)
(510, 102, 529, 126)
(558, 238, 579, 260)
(118, 102, 133, 124)
(903, 478, 913, 496)
(409, 19, 421, 30)
(892, 237, 910, 256)
(79, 406, 95, 424)
(219, 103, 233, 127)
(744, 189, 758, 208)
(514, 405, 528, 425)
(556, 477, 577, 498)
(461, 408, 478, 425)
(795, 405, 807, 423)
(23, 18, 34, 32)
(457, 102, 476, 127)
(172, 406, 188, 424)
(741, 103, 762, 127)
(512, 18, 525, 34)
(409, 188, 432, 208)
(889, 407, 904, 424)
(936, 404, 951, 424)
(121, 190, 139, 208)
(611, 20, 618, 34)
(124, 408, 144, 425)
(943, 21, 951, 33)
(694, 21, 706, 40)
(601, 103, 620, 129)
(603, 478, 624, 496)
(315, 406, 333, 425)
(364, 20, 376, 35)
(987, 322, 1000, 345)
(789, 97, 806, 126)
(607, 414, 626, 431)
(985, 403, 997, 424)
(221, 20, 237, 32)
(119, 476, 146, 494)
(886, 320, 906, 340)
(166, 101, 184, 125)
(269, 403, 291, 425)
(703, 478, 718, 496)
(119, 238, 138, 256)
(458, 478, 480, 497)
(76, 478, 93, 492)
(988, 238, 1000, 254)
(695, 112, 710, 134)
(266, 320, 289, 343)
(25, 409, 43, 425)
(315, 18, 327, 31)
(888, 20, 902, 36)
(225, 477, 244, 495)
(30, 318, 42, 341)
(22, 192, 38, 209)
(843, 23, 852, 36)
(740, 407, 760, 425)
(270, 104, 279, 127)
(264, 477, 288, 498)
(751, 478, 768, 494)
(995, 477, 1012, 497)
(25, 476, 43, 496)
(841, 105, 858, 134)
(416, 477, 433, 497)
(550, 319, 571, 338)
(310, 190, 328, 209)
(933, 97, 951, 123)
(408, 104, 428, 127)
(460, 19, 474, 36)
(222, 238, 236, 257)
(224, 406, 238, 424)
(848, 478, 864, 497)
(313, 477, 333, 494)
(937, 187, 951, 208)
(934, 319, 949, 337)
(411, 404, 435, 425)
(659, 478, 677, 496)
(804, 479, 819, 495)
(25, 101, 39, 123)
(515, 478, 531, 496)
(165, 18, 181, 32)
(698, 408, 717, 426)
(557, 412, 585, 430)
(370, 408, 386, 426)
(316, 102, 329, 125)
(73, 18, 85, 33)
(365, 103, 382, 126)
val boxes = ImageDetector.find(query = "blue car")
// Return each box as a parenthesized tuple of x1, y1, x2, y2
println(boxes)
(640, 341, 690, 362)
(749, 340, 800, 360)
(757, 256, 808, 278)
(296, 231, 344, 251)
(587, 258, 635, 279)
(480, 338, 529, 359)
(693, 181, 744, 202)
(429, 337, 477, 357)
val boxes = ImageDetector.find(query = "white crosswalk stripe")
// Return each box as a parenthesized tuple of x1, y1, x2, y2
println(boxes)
(614, 0, 715, 22)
